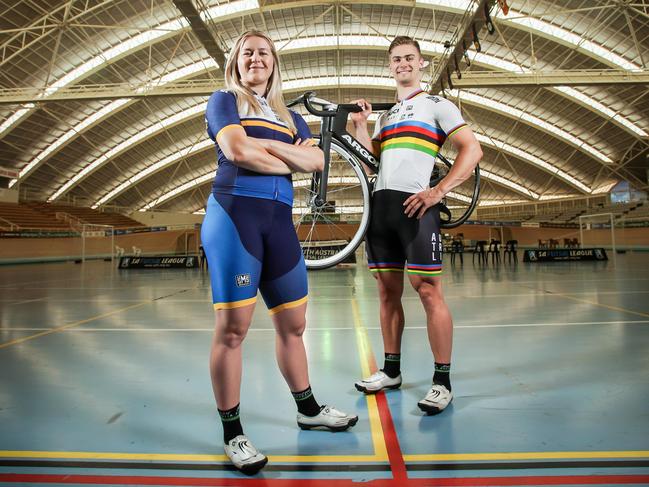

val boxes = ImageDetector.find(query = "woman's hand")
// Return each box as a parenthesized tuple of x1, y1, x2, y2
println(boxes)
(294, 138, 314, 146)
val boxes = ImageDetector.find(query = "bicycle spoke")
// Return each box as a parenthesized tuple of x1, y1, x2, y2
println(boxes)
(293, 139, 371, 269)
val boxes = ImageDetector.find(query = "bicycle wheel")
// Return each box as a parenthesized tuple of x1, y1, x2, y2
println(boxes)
(292, 139, 372, 270)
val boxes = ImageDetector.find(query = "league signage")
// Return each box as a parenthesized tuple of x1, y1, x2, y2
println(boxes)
(523, 248, 608, 262)
(119, 255, 198, 268)
(302, 243, 356, 264)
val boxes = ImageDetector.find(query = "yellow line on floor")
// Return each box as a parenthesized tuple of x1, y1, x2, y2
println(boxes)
(0, 450, 382, 463)
(3, 449, 647, 463)
(0, 301, 151, 349)
(403, 450, 649, 461)
(552, 293, 649, 319)
(352, 296, 389, 462)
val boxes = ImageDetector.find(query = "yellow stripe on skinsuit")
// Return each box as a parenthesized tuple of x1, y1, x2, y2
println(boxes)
(241, 119, 293, 137)
(268, 295, 308, 315)
(215, 124, 244, 142)
(213, 296, 257, 310)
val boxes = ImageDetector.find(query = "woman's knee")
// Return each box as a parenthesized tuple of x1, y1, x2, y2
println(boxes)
(216, 320, 250, 348)
(276, 317, 306, 339)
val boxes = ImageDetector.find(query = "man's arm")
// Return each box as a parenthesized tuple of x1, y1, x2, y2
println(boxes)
(403, 127, 482, 219)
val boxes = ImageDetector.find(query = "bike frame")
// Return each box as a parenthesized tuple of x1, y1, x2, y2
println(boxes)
(302, 95, 393, 209)
(293, 91, 480, 229)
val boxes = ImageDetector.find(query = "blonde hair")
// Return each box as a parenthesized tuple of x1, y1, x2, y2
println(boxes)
(224, 30, 295, 133)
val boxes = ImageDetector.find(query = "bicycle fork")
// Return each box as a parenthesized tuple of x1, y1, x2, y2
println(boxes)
(312, 116, 335, 211)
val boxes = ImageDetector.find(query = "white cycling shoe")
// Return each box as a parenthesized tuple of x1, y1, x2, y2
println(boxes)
(297, 405, 359, 431)
(224, 434, 268, 475)
(417, 384, 453, 415)
(355, 370, 402, 394)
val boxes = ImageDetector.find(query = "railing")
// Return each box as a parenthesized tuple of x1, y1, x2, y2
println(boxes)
(0, 215, 17, 231)
(55, 211, 87, 231)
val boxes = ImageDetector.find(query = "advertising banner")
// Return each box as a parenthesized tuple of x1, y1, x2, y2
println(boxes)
(302, 243, 356, 264)
(119, 255, 198, 268)
(523, 248, 608, 262)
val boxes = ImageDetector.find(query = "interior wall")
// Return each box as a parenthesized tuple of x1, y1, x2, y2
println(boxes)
(127, 211, 204, 227)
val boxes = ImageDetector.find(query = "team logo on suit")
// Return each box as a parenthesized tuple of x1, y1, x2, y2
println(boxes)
(235, 273, 251, 287)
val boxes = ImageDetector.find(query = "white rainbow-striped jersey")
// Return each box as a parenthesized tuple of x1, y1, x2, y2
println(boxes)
(372, 89, 467, 194)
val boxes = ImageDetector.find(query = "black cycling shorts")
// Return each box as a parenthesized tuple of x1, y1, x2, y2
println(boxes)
(365, 189, 443, 276)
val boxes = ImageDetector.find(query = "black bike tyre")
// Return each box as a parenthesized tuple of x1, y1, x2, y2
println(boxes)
(293, 139, 372, 270)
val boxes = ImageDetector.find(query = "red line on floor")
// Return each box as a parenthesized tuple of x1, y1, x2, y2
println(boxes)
(375, 389, 407, 482)
(1, 473, 649, 486)
(359, 333, 407, 481)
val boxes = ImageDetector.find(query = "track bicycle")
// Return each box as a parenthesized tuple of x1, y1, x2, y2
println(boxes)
(288, 91, 480, 270)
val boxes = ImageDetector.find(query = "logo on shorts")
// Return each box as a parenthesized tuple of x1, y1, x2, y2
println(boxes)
(235, 273, 251, 287)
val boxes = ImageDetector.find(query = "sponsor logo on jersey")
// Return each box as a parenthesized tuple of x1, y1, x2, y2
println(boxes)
(341, 134, 378, 166)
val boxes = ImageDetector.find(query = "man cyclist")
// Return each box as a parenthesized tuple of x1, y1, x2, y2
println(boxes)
(350, 36, 482, 414)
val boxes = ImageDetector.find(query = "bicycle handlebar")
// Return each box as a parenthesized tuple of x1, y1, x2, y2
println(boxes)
(287, 91, 396, 116)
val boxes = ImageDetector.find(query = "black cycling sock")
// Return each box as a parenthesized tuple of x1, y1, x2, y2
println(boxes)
(292, 386, 321, 417)
(382, 353, 401, 378)
(433, 362, 451, 391)
(218, 404, 244, 444)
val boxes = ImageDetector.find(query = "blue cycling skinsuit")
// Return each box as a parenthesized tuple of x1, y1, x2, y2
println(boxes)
(202, 90, 313, 313)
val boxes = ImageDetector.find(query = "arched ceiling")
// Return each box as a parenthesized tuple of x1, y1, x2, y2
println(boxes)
(1, 0, 648, 215)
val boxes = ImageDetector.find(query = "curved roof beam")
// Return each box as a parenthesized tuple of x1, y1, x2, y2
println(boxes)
(0, 0, 258, 139)
(9, 60, 218, 188)
(473, 133, 589, 193)
(447, 90, 611, 164)
(416, 0, 641, 70)
(140, 172, 214, 211)
(0, 0, 115, 69)
(228, 35, 646, 137)
(47, 103, 207, 202)
(23, 43, 620, 194)
(8, 36, 633, 191)
(2, 0, 644, 140)
(92, 139, 213, 208)
(48, 78, 588, 203)
(138, 170, 526, 212)
(0, 17, 188, 138)
(493, 8, 641, 72)
(94, 121, 536, 211)
(284, 72, 612, 163)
